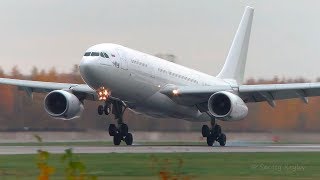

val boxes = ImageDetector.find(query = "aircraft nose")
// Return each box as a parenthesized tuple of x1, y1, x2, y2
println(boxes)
(80, 57, 91, 74)
(79, 57, 98, 81)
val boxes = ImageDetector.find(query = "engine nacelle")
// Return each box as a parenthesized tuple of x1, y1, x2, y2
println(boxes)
(208, 91, 248, 121)
(44, 90, 84, 120)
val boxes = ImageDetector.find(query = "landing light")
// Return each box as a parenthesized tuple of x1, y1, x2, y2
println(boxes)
(97, 87, 110, 101)
(172, 89, 179, 95)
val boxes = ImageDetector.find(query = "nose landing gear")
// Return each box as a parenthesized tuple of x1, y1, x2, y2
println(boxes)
(97, 102, 111, 115)
(202, 118, 226, 146)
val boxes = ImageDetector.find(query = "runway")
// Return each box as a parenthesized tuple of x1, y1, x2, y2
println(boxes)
(1, 144, 320, 154)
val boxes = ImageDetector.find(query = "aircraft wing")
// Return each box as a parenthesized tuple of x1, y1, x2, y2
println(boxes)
(160, 83, 320, 107)
(239, 83, 320, 105)
(0, 78, 97, 101)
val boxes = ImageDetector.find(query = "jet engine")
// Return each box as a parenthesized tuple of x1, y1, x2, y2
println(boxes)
(208, 91, 248, 121)
(44, 90, 84, 120)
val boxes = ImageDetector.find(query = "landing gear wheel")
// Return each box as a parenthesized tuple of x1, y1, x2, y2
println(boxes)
(212, 125, 222, 139)
(104, 105, 111, 115)
(108, 124, 117, 136)
(108, 101, 134, 146)
(125, 133, 133, 145)
(119, 124, 128, 136)
(98, 105, 104, 115)
(207, 136, 214, 146)
(113, 133, 121, 145)
(214, 125, 222, 135)
(202, 125, 210, 137)
(218, 133, 226, 146)
(202, 118, 225, 146)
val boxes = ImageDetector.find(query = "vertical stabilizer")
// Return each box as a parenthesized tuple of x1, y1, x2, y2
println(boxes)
(217, 6, 254, 84)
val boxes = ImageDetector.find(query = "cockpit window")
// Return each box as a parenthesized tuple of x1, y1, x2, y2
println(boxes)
(103, 52, 109, 58)
(91, 52, 99, 56)
(84, 51, 110, 58)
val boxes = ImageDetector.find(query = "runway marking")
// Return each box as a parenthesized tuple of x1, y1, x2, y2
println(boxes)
(0, 144, 319, 154)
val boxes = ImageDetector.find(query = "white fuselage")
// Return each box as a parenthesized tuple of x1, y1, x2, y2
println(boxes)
(80, 43, 232, 122)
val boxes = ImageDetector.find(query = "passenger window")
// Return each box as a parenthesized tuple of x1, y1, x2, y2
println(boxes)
(103, 52, 109, 58)
(84, 52, 91, 56)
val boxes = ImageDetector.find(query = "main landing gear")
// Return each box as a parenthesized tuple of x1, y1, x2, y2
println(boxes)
(201, 118, 226, 146)
(98, 100, 133, 146)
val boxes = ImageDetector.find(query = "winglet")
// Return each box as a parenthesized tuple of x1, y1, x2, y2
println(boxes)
(217, 6, 254, 85)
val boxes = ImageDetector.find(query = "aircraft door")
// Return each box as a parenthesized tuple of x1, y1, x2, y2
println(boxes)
(116, 48, 128, 70)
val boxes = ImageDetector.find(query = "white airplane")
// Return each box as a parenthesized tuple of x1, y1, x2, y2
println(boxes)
(0, 6, 317, 146)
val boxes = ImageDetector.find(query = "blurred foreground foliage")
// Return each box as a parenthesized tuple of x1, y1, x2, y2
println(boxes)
(150, 155, 193, 180)
(35, 134, 97, 180)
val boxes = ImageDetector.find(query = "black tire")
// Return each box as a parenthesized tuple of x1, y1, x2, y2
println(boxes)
(218, 133, 226, 146)
(119, 124, 128, 136)
(104, 105, 111, 115)
(202, 125, 210, 137)
(98, 105, 104, 115)
(113, 133, 121, 145)
(206, 136, 214, 146)
(108, 124, 117, 136)
(124, 133, 133, 145)
(212, 125, 222, 140)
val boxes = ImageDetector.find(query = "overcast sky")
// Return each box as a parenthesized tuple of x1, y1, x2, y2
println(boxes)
(0, 0, 319, 80)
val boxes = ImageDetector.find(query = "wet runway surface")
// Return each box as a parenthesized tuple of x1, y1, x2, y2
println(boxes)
(1, 144, 320, 154)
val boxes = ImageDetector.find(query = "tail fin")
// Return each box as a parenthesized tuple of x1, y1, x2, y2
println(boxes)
(217, 6, 254, 85)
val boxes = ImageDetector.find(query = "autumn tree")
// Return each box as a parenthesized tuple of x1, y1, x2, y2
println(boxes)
(47, 67, 58, 82)
(11, 65, 22, 79)
(31, 66, 40, 81)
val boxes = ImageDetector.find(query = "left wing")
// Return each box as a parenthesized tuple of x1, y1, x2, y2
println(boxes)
(0, 78, 98, 101)
(160, 83, 320, 107)
(239, 83, 320, 106)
